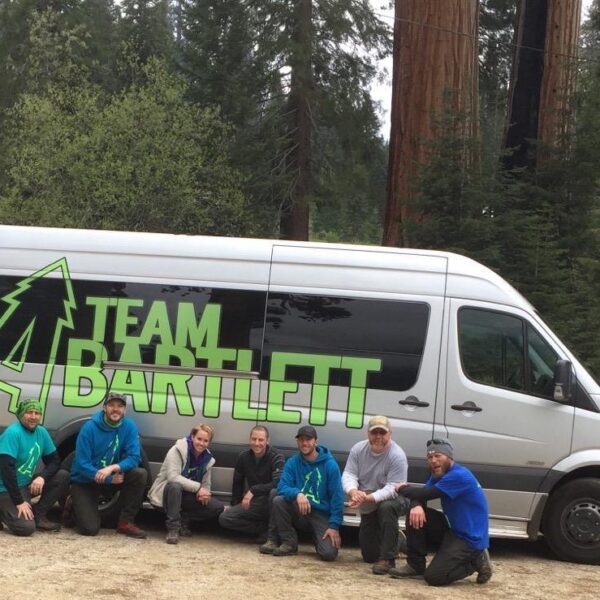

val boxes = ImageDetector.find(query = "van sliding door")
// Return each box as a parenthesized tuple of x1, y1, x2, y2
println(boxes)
(261, 245, 447, 468)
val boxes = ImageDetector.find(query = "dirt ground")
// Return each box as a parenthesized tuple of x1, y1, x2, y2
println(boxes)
(1, 510, 599, 600)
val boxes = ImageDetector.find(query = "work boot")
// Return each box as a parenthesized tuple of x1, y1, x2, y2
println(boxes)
(166, 530, 179, 545)
(474, 549, 493, 584)
(259, 540, 279, 555)
(35, 515, 62, 532)
(372, 559, 395, 575)
(388, 564, 424, 579)
(179, 524, 193, 538)
(116, 521, 147, 539)
(272, 542, 298, 557)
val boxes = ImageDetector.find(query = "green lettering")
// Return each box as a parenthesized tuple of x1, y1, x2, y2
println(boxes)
(232, 349, 266, 421)
(86, 297, 117, 341)
(175, 303, 220, 349)
(139, 301, 173, 346)
(341, 356, 382, 428)
(110, 343, 149, 412)
(266, 352, 302, 423)
(150, 344, 195, 415)
(114, 298, 144, 344)
(63, 338, 108, 407)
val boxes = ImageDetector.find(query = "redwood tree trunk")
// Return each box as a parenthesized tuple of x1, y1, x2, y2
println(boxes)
(280, 0, 312, 241)
(383, 0, 480, 247)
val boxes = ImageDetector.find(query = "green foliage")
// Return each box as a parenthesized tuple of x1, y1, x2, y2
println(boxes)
(0, 59, 246, 235)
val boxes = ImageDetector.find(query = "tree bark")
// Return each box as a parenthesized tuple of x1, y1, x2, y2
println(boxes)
(280, 0, 313, 241)
(383, 0, 480, 247)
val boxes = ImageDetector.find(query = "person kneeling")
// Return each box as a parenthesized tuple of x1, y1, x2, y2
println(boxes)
(148, 423, 224, 544)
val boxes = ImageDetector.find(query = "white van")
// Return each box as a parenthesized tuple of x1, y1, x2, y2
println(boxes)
(1, 225, 599, 563)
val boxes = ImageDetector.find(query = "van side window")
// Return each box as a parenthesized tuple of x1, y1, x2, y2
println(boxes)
(459, 308, 558, 399)
(264, 294, 430, 392)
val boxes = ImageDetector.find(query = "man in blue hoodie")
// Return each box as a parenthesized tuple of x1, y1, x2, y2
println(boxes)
(69, 392, 147, 538)
(259, 425, 344, 561)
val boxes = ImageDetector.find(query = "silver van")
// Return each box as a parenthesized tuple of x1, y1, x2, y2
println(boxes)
(1, 224, 599, 563)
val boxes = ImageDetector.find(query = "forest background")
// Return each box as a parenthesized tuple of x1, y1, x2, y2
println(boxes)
(1, 1, 600, 381)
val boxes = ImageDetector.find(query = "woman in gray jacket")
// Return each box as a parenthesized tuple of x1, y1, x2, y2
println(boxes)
(148, 423, 224, 544)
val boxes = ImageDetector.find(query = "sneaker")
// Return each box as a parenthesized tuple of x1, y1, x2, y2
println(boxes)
(388, 564, 424, 579)
(259, 540, 279, 555)
(372, 559, 395, 575)
(35, 515, 62, 532)
(272, 542, 298, 557)
(116, 521, 147, 539)
(62, 495, 74, 528)
(475, 549, 493, 584)
(166, 530, 179, 545)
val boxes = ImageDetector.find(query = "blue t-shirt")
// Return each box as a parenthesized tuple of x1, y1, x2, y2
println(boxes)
(0, 422, 56, 492)
(425, 462, 489, 550)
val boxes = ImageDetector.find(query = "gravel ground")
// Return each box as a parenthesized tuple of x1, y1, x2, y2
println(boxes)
(1, 509, 599, 600)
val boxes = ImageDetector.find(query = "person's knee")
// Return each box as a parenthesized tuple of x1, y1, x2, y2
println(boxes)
(77, 522, 101, 536)
(127, 467, 148, 486)
(9, 520, 36, 537)
(378, 499, 399, 518)
(318, 547, 338, 562)
(424, 566, 450, 587)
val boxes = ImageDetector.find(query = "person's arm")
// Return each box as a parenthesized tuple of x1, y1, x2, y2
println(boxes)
(163, 445, 201, 493)
(401, 484, 443, 506)
(276, 458, 300, 501)
(39, 450, 61, 481)
(73, 425, 102, 483)
(115, 422, 142, 473)
(0, 454, 24, 506)
(231, 454, 245, 505)
(249, 450, 285, 497)
(341, 446, 360, 495)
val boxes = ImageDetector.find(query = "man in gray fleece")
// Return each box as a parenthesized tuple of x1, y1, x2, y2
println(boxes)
(342, 415, 409, 575)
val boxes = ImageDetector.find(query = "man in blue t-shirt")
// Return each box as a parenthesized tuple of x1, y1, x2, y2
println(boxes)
(0, 399, 69, 535)
(389, 438, 493, 586)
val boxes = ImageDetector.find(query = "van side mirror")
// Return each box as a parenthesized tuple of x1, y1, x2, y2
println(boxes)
(553, 359, 573, 402)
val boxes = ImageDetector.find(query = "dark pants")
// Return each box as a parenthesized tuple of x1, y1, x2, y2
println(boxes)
(359, 497, 408, 562)
(406, 506, 480, 586)
(218, 493, 272, 537)
(0, 469, 70, 537)
(163, 482, 224, 532)
(271, 494, 338, 561)
(71, 467, 147, 536)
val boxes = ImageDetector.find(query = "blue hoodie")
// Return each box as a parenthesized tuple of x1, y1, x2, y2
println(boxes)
(70, 411, 141, 484)
(277, 445, 344, 529)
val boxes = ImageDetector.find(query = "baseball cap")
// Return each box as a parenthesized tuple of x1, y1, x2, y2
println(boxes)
(103, 392, 127, 406)
(295, 425, 318, 439)
(368, 415, 391, 432)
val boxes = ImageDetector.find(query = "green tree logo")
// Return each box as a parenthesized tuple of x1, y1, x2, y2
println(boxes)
(0, 258, 77, 418)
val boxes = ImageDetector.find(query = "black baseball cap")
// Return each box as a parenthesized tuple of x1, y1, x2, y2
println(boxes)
(295, 425, 318, 439)
(103, 392, 127, 406)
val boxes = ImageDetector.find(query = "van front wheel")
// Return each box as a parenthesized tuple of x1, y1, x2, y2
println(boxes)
(544, 478, 600, 564)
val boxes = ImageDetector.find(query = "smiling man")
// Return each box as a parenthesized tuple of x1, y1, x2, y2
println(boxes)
(342, 415, 409, 575)
(69, 392, 148, 538)
(259, 425, 344, 561)
(0, 399, 69, 535)
(219, 425, 284, 542)
(389, 438, 492, 586)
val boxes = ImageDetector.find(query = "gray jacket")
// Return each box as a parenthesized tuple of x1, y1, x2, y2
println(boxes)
(147, 437, 215, 508)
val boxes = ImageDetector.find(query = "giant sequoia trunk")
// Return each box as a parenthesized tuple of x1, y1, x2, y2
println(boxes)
(383, 0, 480, 247)
(503, 0, 581, 170)
(280, 0, 313, 241)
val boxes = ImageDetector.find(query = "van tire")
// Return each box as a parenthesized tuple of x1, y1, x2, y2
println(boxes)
(60, 448, 152, 528)
(543, 478, 600, 564)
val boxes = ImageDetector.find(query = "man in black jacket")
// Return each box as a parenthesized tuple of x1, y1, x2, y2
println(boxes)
(219, 425, 284, 542)
(0, 399, 69, 535)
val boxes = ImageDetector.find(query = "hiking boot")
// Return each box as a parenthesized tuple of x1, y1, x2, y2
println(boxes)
(272, 543, 298, 557)
(166, 530, 179, 545)
(62, 495, 74, 528)
(372, 559, 395, 575)
(474, 549, 493, 584)
(35, 515, 62, 532)
(259, 540, 279, 555)
(389, 564, 424, 579)
(179, 524, 193, 537)
(116, 521, 147, 539)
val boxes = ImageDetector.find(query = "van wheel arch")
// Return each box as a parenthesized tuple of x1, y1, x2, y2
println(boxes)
(543, 477, 600, 564)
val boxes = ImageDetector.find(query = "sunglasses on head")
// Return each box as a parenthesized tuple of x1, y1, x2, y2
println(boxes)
(426, 438, 446, 447)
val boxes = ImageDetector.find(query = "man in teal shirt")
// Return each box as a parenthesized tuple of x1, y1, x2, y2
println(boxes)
(0, 399, 69, 535)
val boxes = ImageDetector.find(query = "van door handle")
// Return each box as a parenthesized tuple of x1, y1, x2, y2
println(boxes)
(451, 401, 482, 412)
(399, 395, 430, 408)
